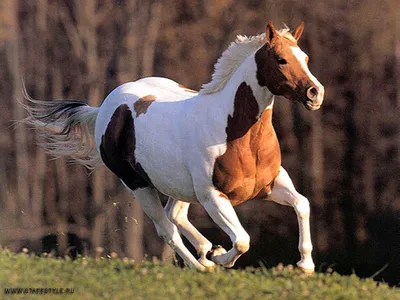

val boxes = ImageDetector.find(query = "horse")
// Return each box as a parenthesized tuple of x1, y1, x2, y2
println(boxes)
(22, 21, 324, 273)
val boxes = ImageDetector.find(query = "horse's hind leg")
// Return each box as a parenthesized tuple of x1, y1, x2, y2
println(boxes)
(268, 167, 315, 274)
(130, 187, 206, 271)
(164, 198, 215, 268)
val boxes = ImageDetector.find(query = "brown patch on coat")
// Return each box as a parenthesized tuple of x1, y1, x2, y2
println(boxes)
(254, 22, 313, 106)
(133, 95, 156, 117)
(178, 84, 197, 93)
(213, 82, 281, 206)
(99, 104, 152, 191)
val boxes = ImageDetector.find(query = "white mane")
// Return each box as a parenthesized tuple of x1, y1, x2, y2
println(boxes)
(200, 28, 291, 95)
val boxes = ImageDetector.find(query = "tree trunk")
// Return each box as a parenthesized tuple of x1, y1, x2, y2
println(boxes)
(394, 1, 400, 170)
(142, 0, 162, 77)
(31, 0, 48, 239)
(5, 0, 31, 230)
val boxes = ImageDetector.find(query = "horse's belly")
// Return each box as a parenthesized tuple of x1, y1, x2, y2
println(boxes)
(138, 154, 198, 202)
(151, 177, 198, 203)
(136, 158, 198, 202)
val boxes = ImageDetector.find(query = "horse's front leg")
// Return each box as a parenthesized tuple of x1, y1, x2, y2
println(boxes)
(196, 189, 250, 268)
(268, 166, 315, 274)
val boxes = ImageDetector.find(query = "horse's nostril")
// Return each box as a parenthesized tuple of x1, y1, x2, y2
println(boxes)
(307, 87, 318, 100)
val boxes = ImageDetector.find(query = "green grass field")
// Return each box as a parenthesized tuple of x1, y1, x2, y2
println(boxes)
(0, 250, 398, 299)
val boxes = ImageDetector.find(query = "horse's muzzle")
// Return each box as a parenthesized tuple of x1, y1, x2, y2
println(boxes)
(305, 84, 324, 110)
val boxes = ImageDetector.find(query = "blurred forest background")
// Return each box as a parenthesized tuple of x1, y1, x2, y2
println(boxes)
(0, 0, 398, 285)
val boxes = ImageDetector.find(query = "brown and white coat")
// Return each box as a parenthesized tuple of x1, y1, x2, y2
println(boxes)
(24, 22, 324, 273)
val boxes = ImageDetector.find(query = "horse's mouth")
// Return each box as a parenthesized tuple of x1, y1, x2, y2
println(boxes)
(304, 101, 321, 111)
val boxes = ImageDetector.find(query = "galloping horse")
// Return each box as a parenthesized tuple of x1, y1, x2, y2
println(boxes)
(23, 21, 324, 273)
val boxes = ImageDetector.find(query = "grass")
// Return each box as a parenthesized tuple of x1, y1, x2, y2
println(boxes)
(0, 250, 398, 300)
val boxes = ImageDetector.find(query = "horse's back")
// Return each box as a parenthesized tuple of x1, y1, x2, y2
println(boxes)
(136, 77, 198, 99)
(95, 77, 195, 143)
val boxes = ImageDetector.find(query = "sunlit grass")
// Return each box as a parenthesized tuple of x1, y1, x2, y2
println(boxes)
(0, 249, 398, 299)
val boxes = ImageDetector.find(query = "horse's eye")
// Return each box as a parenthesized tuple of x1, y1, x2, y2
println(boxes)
(277, 58, 287, 65)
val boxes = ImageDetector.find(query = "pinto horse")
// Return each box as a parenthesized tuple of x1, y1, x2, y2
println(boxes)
(23, 22, 324, 273)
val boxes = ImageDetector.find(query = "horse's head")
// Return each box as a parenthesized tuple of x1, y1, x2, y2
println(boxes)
(255, 21, 324, 110)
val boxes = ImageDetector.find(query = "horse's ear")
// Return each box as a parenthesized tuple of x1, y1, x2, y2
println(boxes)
(292, 21, 305, 41)
(266, 21, 277, 44)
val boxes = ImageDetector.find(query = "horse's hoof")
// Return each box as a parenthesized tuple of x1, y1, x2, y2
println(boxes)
(297, 261, 315, 275)
(198, 256, 216, 272)
(210, 246, 228, 266)
(298, 266, 314, 275)
(206, 245, 225, 259)
(205, 245, 228, 266)
(212, 245, 227, 257)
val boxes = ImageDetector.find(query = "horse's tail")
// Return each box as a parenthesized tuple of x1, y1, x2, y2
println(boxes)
(20, 90, 102, 169)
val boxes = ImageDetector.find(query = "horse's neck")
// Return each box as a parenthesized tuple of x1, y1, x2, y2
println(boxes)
(191, 52, 275, 142)
(204, 52, 274, 133)
(219, 53, 274, 117)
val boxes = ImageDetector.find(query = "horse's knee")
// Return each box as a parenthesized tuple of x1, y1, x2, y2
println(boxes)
(234, 232, 250, 254)
(295, 195, 310, 219)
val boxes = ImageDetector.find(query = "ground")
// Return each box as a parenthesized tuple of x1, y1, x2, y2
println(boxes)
(0, 249, 398, 299)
